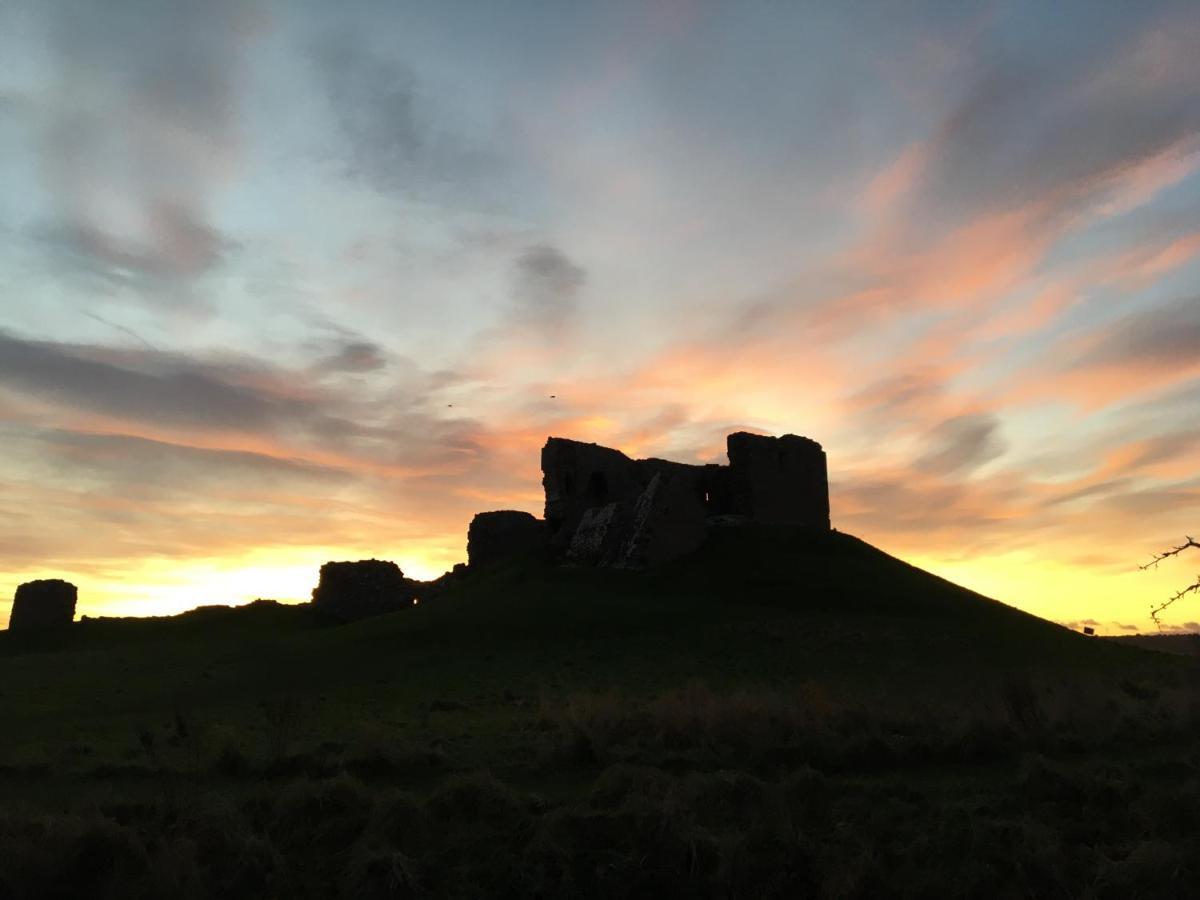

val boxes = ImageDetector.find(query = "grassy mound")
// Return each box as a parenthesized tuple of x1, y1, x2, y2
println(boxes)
(1, 527, 1196, 896)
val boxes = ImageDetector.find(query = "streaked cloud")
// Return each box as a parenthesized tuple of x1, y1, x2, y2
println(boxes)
(1077, 294, 1200, 370)
(916, 413, 1007, 476)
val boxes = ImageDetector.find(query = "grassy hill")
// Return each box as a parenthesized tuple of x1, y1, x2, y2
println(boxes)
(0, 527, 1158, 767)
(1, 527, 1197, 898)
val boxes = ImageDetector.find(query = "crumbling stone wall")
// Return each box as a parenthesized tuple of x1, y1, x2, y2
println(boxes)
(467, 511, 546, 568)
(9, 579, 77, 631)
(541, 439, 646, 546)
(311, 560, 414, 622)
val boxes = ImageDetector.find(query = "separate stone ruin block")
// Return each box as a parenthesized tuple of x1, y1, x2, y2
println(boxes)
(726, 431, 830, 528)
(467, 510, 546, 569)
(311, 559, 414, 622)
(9, 579, 77, 631)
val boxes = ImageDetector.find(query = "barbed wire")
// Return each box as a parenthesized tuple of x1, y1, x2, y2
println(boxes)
(1140, 536, 1199, 630)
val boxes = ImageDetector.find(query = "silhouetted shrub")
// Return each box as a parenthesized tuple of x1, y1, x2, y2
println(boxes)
(270, 774, 374, 891)
(257, 696, 304, 762)
(590, 763, 675, 810)
(1093, 840, 1193, 899)
(0, 814, 151, 900)
(1001, 673, 1045, 735)
(340, 729, 451, 777)
(425, 771, 528, 834)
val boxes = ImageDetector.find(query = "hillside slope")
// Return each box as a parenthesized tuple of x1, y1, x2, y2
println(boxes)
(4, 527, 1198, 898)
(0, 526, 1171, 770)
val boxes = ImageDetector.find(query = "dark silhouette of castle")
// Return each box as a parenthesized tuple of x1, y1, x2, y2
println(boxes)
(470, 431, 829, 570)
(7, 432, 830, 627)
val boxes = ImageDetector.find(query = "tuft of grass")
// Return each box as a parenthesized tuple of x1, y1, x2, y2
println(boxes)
(339, 725, 452, 778)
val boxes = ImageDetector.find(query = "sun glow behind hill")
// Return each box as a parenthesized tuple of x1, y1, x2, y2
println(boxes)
(906, 550, 1194, 636)
(4, 531, 1194, 637)
(1, 545, 454, 628)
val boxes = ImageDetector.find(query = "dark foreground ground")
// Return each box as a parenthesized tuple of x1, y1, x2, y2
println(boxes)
(2, 527, 1198, 898)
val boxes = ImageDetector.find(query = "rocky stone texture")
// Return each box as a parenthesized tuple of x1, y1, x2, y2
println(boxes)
(726, 432, 829, 527)
(9, 579, 77, 631)
(567, 502, 624, 564)
(467, 510, 546, 569)
(311, 560, 414, 622)
(615, 471, 709, 569)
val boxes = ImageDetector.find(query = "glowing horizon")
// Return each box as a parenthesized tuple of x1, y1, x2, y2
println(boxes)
(2, 445, 1195, 635)
(2, 1, 1198, 635)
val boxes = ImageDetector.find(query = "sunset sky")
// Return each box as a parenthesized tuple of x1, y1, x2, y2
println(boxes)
(1, 0, 1198, 633)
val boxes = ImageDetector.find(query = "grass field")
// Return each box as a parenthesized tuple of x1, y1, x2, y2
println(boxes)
(2, 526, 1198, 897)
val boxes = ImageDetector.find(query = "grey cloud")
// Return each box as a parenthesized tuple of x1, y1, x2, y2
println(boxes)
(1156, 622, 1200, 634)
(1078, 295, 1200, 370)
(28, 428, 352, 495)
(36, 0, 255, 286)
(308, 409, 488, 472)
(316, 339, 389, 374)
(511, 244, 586, 333)
(0, 330, 494, 475)
(0, 426, 365, 572)
(843, 367, 950, 439)
(46, 207, 230, 281)
(1107, 377, 1200, 437)
(1131, 431, 1200, 469)
(313, 35, 422, 189)
(850, 371, 943, 416)
(1044, 478, 1135, 509)
(836, 478, 970, 528)
(0, 330, 290, 432)
(1098, 482, 1200, 519)
(909, 12, 1200, 233)
(311, 33, 497, 196)
(834, 472, 1025, 544)
(916, 413, 1007, 476)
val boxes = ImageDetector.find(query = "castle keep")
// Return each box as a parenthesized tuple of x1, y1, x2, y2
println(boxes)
(466, 431, 830, 571)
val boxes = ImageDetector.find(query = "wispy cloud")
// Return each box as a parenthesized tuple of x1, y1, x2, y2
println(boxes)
(310, 30, 502, 200)
(916, 413, 1007, 476)
(32, 0, 259, 294)
(510, 244, 587, 335)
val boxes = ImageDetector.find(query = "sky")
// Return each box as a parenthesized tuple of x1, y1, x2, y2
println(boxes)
(1, 0, 1197, 634)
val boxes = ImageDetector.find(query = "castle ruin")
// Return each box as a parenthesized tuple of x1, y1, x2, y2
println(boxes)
(469, 431, 829, 570)
(309, 432, 830, 623)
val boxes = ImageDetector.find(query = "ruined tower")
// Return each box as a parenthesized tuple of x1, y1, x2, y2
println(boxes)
(725, 432, 830, 528)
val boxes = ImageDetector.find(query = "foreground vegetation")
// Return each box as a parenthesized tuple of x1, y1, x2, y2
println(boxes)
(2, 528, 1197, 897)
